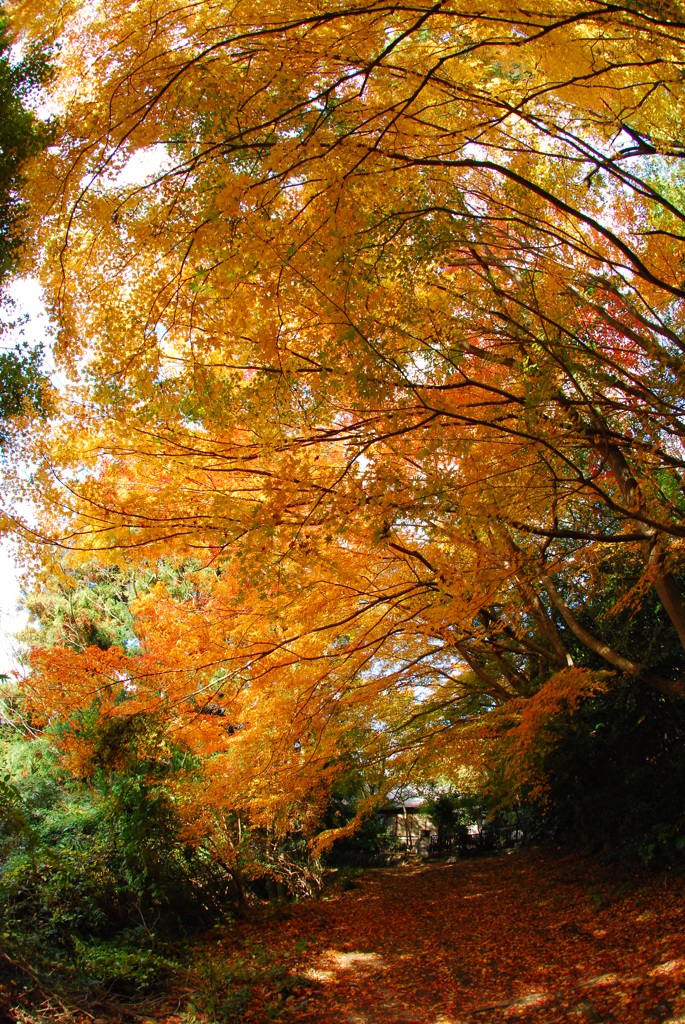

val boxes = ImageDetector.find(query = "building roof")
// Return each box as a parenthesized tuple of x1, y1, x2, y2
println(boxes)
(380, 792, 427, 812)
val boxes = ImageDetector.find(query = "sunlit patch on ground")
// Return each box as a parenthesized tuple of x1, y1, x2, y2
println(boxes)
(182, 849, 684, 1024)
(304, 966, 336, 983)
(326, 950, 384, 970)
(305, 948, 385, 983)
(509, 990, 549, 1007)
(16, 848, 675, 1023)
(653, 959, 685, 978)
(579, 972, 621, 987)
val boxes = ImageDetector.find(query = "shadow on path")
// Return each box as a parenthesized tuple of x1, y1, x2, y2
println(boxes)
(193, 849, 684, 1024)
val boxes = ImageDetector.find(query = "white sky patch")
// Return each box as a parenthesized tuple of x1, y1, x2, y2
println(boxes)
(0, 543, 27, 676)
(107, 144, 173, 188)
(403, 351, 430, 384)
(2, 273, 56, 354)
(0, 490, 40, 676)
(2, 275, 46, 338)
(0, 278, 58, 673)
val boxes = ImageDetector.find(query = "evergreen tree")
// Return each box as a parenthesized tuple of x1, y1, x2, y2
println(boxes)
(0, 6, 52, 439)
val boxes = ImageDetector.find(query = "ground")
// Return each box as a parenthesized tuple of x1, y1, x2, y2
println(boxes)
(5, 849, 685, 1023)
(177, 848, 685, 1024)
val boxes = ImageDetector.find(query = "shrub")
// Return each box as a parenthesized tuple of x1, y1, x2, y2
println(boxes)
(519, 681, 685, 863)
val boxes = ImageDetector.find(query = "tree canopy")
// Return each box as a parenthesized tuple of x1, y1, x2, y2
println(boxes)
(0, 6, 51, 280)
(10, 0, 685, 836)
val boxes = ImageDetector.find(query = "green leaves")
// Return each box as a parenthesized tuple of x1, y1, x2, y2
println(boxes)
(0, 6, 53, 282)
(0, 339, 48, 444)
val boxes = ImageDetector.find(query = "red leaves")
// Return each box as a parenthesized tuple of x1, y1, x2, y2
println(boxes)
(179, 850, 685, 1024)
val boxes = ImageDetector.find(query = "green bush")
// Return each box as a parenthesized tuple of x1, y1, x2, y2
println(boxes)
(0, 721, 231, 994)
(324, 812, 399, 867)
(423, 792, 471, 854)
(524, 681, 685, 863)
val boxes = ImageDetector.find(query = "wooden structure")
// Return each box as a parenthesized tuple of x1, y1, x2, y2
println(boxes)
(377, 794, 436, 854)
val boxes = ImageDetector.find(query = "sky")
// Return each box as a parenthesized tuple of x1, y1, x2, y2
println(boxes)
(0, 149, 170, 675)
(0, 544, 26, 676)
(0, 276, 52, 676)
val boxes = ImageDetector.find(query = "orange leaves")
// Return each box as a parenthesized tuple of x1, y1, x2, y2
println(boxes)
(489, 667, 612, 800)
(10, 0, 685, 835)
(28, 644, 141, 723)
(178, 850, 685, 1024)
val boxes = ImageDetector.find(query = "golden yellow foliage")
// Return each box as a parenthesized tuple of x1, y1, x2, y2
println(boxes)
(11, 0, 685, 829)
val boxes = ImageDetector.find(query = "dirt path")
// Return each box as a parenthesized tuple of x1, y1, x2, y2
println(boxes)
(193, 849, 684, 1024)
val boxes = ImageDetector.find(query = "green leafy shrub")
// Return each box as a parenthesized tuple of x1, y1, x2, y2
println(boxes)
(0, 720, 231, 994)
(423, 792, 471, 854)
(72, 934, 181, 994)
(521, 681, 685, 863)
(324, 812, 399, 867)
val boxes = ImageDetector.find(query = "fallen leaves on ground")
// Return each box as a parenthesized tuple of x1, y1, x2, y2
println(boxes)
(4, 848, 684, 1024)
(178, 848, 685, 1024)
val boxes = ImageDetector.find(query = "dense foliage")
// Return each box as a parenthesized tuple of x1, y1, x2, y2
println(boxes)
(0, 712, 232, 994)
(2, 6, 685, 1021)
(0, 5, 52, 441)
(0, 4, 681, 962)
(0, 339, 46, 436)
(0, 6, 52, 281)
(525, 683, 685, 863)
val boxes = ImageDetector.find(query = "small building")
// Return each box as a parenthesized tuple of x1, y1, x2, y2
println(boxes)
(377, 792, 436, 854)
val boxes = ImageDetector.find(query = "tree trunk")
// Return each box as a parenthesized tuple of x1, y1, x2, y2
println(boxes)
(561, 396, 685, 660)
(541, 573, 641, 674)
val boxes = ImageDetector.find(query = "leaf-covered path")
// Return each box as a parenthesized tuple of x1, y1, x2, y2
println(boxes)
(191, 850, 684, 1024)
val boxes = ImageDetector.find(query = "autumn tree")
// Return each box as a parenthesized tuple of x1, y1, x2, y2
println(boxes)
(10, 0, 685, 830)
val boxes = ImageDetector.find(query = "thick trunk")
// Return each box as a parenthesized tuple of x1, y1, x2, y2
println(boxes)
(490, 648, 528, 694)
(560, 400, 685, 660)
(541, 574, 685, 696)
(603, 445, 685, 654)
(641, 673, 685, 699)
(541, 573, 641, 674)
(503, 549, 573, 667)
(515, 577, 573, 668)
(454, 643, 513, 702)
(210, 842, 248, 912)
(648, 548, 685, 653)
